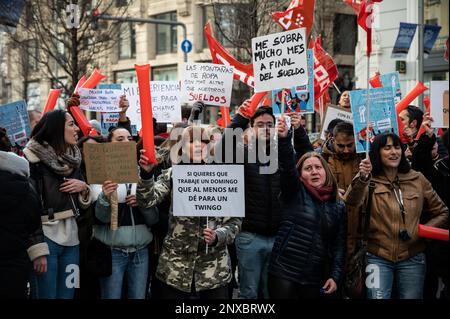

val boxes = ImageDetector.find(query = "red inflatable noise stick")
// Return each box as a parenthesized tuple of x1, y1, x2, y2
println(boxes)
(74, 75, 87, 94)
(248, 91, 268, 115)
(69, 106, 98, 137)
(135, 64, 157, 164)
(42, 89, 61, 114)
(369, 72, 383, 88)
(396, 81, 428, 114)
(418, 224, 449, 242)
(79, 68, 106, 90)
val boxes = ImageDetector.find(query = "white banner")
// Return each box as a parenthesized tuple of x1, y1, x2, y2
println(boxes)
(172, 165, 245, 217)
(252, 28, 308, 93)
(182, 63, 234, 107)
(430, 81, 449, 128)
(79, 88, 122, 112)
(320, 106, 354, 140)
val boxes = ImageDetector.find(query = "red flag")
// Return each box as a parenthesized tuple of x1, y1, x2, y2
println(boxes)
(312, 40, 338, 101)
(271, 0, 316, 36)
(357, 0, 382, 57)
(343, 0, 361, 13)
(204, 23, 254, 87)
(314, 89, 331, 114)
(445, 37, 449, 62)
(369, 72, 383, 88)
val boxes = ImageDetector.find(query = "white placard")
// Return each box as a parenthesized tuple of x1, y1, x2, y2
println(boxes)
(252, 28, 308, 93)
(121, 81, 181, 130)
(430, 81, 449, 128)
(172, 165, 245, 217)
(320, 106, 354, 140)
(182, 63, 234, 107)
(79, 88, 122, 112)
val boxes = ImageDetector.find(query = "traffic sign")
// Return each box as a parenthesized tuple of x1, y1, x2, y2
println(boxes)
(181, 39, 192, 53)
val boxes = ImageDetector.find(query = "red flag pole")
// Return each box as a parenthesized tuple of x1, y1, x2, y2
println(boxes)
(365, 54, 371, 158)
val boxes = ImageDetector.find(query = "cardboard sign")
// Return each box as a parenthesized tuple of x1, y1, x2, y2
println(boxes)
(100, 113, 120, 136)
(430, 81, 449, 128)
(272, 49, 314, 115)
(79, 88, 122, 112)
(182, 63, 234, 107)
(172, 165, 245, 217)
(252, 28, 308, 93)
(83, 142, 139, 184)
(320, 106, 354, 140)
(0, 100, 31, 146)
(349, 88, 399, 153)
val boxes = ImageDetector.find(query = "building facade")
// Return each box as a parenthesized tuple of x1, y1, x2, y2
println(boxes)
(354, 0, 449, 105)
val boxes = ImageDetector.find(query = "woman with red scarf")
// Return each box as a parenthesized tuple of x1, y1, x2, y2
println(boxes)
(268, 116, 347, 299)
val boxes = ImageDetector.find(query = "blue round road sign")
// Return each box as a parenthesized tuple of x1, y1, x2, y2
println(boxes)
(181, 39, 193, 53)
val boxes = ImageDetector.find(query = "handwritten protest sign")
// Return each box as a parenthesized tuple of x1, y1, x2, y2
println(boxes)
(172, 165, 245, 217)
(430, 81, 449, 128)
(252, 28, 308, 93)
(99, 82, 181, 131)
(272, 49, 314, 114)
(350, 88, 399, 153)
(320, 106, 353, 140)
(83, 142, 138, 184)
(79, 88, 122, 112)
(182, 63, 234, 107)
(0, 100, 31, 146)
(100, 113, 120, 136)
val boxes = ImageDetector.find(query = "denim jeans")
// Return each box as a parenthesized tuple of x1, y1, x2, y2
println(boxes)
(366, 252, 426, 299)
(99, 247, 149, 299)
(235, 231, 275, 299)
(33, 237, 80, 299)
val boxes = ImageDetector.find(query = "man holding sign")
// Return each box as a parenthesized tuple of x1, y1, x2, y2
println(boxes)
(137, 126, 241, 299)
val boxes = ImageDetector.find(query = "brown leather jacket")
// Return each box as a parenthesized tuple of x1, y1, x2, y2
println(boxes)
(344, 170, 448, 262)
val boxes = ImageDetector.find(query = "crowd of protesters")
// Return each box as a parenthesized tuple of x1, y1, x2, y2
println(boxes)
(0, 89, 448, 300)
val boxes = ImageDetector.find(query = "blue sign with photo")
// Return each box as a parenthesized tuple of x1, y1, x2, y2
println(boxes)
(349, 88, 399, 153)
(0, 100, 31, 146)
(378, 71, 403, 104)
(271, 49, 314, 115)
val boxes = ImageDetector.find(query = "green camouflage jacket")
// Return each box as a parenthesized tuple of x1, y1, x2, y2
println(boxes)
(137, 168, 242, 293)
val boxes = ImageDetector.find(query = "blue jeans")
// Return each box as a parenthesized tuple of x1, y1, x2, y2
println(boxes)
(99, 247, 149, 299)
(33, 237, 80, 299)
(366, 252, 426, 299)
(235, 231, 275, 299)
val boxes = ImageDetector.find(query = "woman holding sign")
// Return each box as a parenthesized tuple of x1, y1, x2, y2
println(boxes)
(269, 116, 347, 299)
(90, 127, 159, 299)
(23, 110, 92, 299)
(137, 126, 241, 299)
(344, 132, 448, 299)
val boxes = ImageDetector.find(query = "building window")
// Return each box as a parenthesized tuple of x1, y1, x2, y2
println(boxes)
(116, 0, 129, 7)
(26, 39, 39, 71)
(26, 81, 40, 110)
(202, 4, 249, 49)
(119, 23, 136, 59)
(114, 69, 137, 83)
(333, 14, 357, 55)
(155, 12, 177, 55)
(152, 65, 177, 81)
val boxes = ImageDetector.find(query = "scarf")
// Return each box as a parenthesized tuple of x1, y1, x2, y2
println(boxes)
(301, 177, 334, 202)
(25, 138, 82, 176)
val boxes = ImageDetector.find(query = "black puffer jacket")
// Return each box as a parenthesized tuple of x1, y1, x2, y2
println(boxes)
(269, 134, 347, 285)
(0, 151, 49, 262)
(221, 114, 313, 236)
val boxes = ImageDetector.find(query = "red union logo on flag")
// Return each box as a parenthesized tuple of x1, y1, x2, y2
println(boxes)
(271, 0, 315, 35)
